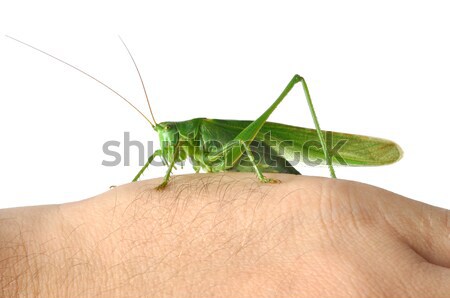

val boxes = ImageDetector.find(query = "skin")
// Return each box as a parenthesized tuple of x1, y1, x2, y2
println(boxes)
(1, 173, 449, 297)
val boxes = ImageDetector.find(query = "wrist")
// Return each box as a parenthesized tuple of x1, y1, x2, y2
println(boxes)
(0, 205, 68, 296)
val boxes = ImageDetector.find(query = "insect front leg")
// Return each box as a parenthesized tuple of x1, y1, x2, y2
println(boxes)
(132, 149, 162, 182)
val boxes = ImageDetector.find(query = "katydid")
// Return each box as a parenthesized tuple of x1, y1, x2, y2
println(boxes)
(7, 36, 403, 190)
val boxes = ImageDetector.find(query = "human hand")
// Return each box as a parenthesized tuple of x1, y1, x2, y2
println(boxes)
(1, 173, 449, 297)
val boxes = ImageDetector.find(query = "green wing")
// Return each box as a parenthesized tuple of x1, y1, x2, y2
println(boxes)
(199, 118, 403, 166)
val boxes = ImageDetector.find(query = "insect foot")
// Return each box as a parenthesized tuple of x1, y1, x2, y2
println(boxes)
(261, 177, 281, 184)
(155, 181, 169, 191)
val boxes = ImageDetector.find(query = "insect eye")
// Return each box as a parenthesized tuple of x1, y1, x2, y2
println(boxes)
(165, 125, 171, 130)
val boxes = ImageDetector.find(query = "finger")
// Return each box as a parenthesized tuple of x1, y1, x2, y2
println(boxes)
(412, 262, 450, 296)
(371, 187, 450, 268)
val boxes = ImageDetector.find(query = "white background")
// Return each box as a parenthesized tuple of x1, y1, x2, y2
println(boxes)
(0, 0, 449, 209)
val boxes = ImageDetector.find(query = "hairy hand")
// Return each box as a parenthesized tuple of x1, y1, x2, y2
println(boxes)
(1, 173, 449, 297)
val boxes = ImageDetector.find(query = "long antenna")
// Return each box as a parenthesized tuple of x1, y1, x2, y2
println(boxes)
(5, 35, 155, 127)
(118, 36, 157, 125)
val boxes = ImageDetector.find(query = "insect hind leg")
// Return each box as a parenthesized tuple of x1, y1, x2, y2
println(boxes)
(295, 75, 337, 178)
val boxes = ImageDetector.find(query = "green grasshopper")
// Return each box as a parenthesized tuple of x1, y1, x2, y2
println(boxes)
(7, 36, 403, 189)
